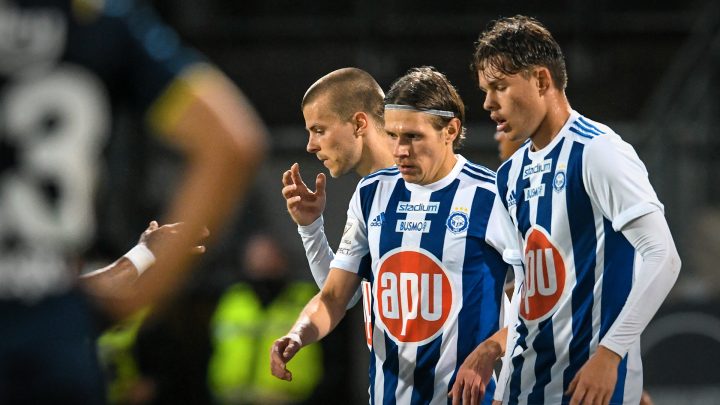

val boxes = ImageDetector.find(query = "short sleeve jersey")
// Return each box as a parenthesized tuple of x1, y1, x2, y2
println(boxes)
(495, 110, 663, 405)
(331, 155, 515, 405)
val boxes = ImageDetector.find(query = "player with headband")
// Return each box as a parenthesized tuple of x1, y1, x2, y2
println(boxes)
(273, 66, 521, 405)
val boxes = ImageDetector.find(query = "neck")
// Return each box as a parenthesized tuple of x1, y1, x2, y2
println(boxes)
(355, 129, 395, 176)
(425, 151, 458, 185)
(530, 93, 572, 152)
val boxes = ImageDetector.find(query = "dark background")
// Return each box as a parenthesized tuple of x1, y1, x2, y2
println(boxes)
(144, 1, 720, 403)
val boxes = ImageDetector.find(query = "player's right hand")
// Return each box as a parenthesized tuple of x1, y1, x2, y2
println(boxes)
(448, 339, 501, 405)
(281, 162, 326, 226)
(270, 335, 302, 381)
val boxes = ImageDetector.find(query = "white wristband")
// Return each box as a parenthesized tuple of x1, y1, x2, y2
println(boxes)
(286, 332, 303, 346)
(124, 244, 156, 276)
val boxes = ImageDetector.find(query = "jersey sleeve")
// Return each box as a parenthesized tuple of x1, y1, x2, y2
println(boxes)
(297, 215, 363, 308)
(329, 184, 369, 274)
(486, 193, 523, 266)
(297, 215, 336, 288)
(582, 135, 663, 231)
(494, 291, 521, 402)
(600, 210, 681, 356)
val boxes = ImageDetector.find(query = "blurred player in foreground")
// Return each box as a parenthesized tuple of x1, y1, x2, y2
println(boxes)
(0, 0, 267, 403)
(273, 66, 520, 404)
(474, 15, 680, 404)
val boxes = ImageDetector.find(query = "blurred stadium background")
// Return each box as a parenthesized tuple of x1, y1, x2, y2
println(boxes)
(102, 0, 720, 403)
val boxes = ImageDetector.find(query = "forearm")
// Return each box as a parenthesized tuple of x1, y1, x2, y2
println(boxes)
(485, 327, 508, 357)
(119, 70, 267, 319)
(299, 216, 362, 308)
(495, 288, 521, 402)
(164, 110, 266, 235)
(289, 289, 348, 347)
(79, 257, 138, 300)
(298, 216, 335, 288)
(600, 211, 681, 356)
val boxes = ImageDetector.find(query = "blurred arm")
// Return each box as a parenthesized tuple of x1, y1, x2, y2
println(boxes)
(79, 257, 138, 301)
(107, 66, 268, 319)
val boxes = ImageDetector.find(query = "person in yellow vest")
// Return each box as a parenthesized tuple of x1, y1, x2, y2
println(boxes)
(209, 233, 323, 405)
(97, 309, 154, 405)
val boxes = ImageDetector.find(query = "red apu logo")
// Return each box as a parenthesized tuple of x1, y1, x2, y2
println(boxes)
(520, 227, 566, 321)
(375, 248, 453, 344)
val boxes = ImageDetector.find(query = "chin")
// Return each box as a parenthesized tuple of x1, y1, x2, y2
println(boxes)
(401, 174, 419, 184)
(329, 166, 349, 178)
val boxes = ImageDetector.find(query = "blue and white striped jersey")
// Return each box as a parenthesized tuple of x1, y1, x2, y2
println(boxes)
(495, 111, 663, 405)
(330, 155, 517, 405)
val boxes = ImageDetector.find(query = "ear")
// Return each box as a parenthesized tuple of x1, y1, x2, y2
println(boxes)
(535, 67, 552, 95)
(352, 112, 369, 136)
(445, 118, 461, 144)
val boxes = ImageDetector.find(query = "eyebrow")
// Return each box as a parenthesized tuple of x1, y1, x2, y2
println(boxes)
(485, 77, 504, 86)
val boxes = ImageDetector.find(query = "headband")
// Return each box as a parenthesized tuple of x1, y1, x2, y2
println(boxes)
(384, 104, 455, 118)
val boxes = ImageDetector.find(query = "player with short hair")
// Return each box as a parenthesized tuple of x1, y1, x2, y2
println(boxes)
(473, 15, 681, 405)
(282, 68, 394, 307)
(273, 66, 520, 404)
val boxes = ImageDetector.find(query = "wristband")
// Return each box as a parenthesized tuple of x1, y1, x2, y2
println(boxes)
(124, 244, 156, 276)
(286, 332, 303, 346)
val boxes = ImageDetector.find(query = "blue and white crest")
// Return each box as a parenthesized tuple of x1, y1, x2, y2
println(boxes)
(446, 210, 469, 234)
(553, 171, 566, 192)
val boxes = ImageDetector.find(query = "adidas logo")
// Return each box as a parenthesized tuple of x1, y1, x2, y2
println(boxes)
(370, 212, 385, 227)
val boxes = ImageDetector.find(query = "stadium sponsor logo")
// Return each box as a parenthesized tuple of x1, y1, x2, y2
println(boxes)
(524, 184, 545, 201)
(520, 226, 567, 322)
(553, 171, 566, 192)
(337, 218, 359, 255)
(446, 208, 469, 234)
(395, 220, 431, 233)
(375, 248, 454, 344)
(396, 201, 440, 214)
(522, 159, 552, 179)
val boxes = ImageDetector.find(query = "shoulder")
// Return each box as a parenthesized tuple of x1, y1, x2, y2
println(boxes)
(562, 113, 634, 165)
(568, 115, 647, 185)
(359, 166, 400, 186)
(565, 113, 617, 147)
(458, 160, 497, 191)
(571, 117, 636, 164)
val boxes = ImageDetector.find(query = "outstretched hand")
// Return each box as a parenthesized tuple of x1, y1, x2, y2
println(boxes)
(281, 163, 326, 226)
(139, 221, 210, 256)
(270, 334, 303, 381)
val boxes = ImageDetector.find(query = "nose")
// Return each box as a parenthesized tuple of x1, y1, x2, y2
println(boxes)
(392, 137, 410, 159)
(483, 91, 497, 112)
(306, 133, 319, 154)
